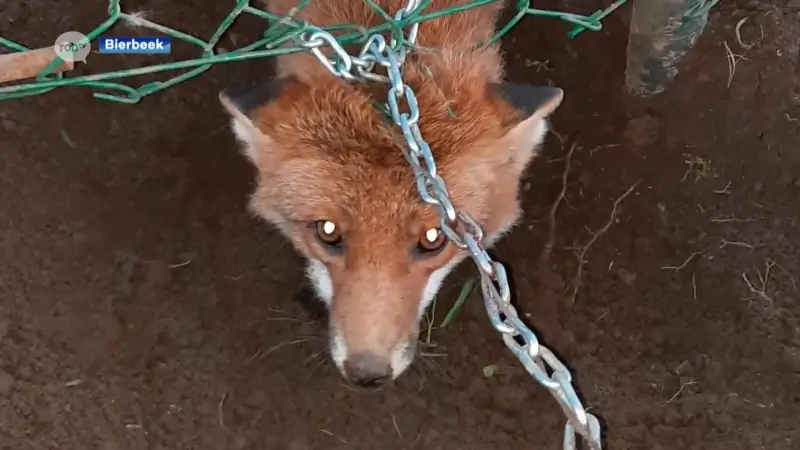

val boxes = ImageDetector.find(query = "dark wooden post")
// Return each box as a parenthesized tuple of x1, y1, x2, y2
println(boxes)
(625, 0, 717, 97)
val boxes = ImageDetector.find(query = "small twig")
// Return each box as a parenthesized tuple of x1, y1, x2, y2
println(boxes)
(391, 414, 421, 444)
(719, 238, 757, 249)
(692, 273, 698, 300)
(734, 17, 765, 50)
(168, 259, 192, 268)
(567, 182, 640, 303)
(549, 129, 567, 146)
(661, 379, 697, 407)
(724, 41, 747, 88)
(758, 261, 775, 293)
(750, 200, 769, 211)
(741, 260, 783, 313)
(218, 391, 228, 429)
(542, 142, 576, 262)
(711, 215, 763, 223)
(61, 130, 76, 149)
(741, 274, 760, 294)
(318, 429, 348, 444)
(713, 181, 732, 194)
(660, 252, 702, 271)
(742, 272, 773, 307)
(424, 295, 437, 345)
(767, 258, 797, 292)
(723, 18, 763, 89)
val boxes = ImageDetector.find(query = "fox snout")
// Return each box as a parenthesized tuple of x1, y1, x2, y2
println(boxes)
(332, 329, 417, 389)
(308, 260, 430, 389)
(329, 313, 419, 389)
(342, 351, 395, 388)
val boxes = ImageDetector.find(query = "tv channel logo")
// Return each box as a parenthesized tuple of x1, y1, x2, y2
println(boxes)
(53, 31, 91, 63)
(98, 36, 172, 54)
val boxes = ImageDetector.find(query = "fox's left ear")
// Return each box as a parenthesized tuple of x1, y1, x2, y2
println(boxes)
(219, 77, 295, 163)
(491, 82, 564, 171)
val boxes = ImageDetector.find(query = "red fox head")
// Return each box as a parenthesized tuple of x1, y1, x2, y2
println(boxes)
(220, 71, 562, 388)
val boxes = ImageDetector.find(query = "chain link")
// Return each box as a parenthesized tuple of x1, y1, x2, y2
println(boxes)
(296, 3, 601, 449)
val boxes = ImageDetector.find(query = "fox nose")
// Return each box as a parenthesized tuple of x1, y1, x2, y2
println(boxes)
(343, 352, 391, 389)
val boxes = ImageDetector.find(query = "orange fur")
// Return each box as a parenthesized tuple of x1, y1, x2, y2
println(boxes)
(221, 0, 563, 385)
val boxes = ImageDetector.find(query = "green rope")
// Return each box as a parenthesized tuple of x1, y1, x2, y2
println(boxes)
(0, 0, 629, 103)
(685, 0, 719, 19)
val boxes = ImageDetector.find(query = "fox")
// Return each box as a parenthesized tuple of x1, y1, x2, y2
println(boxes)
(219, 0, 564, 389)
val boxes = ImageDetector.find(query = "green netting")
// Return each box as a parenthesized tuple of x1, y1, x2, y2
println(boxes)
(0, 0, 627, 103)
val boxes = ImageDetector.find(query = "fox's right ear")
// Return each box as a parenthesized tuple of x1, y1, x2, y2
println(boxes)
(219, 77, 294, 163)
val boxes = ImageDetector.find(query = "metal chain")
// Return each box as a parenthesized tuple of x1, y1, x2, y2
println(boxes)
(296, 3, 601, 449)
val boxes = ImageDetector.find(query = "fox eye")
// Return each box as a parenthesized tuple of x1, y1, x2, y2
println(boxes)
(312, 220, 343, 247)
(416, 227, 446, 254)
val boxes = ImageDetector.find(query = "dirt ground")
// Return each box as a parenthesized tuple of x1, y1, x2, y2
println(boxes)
(2, 1, 799, 449)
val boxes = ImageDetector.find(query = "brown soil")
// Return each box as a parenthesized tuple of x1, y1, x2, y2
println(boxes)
(2, 1, 799, 449)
